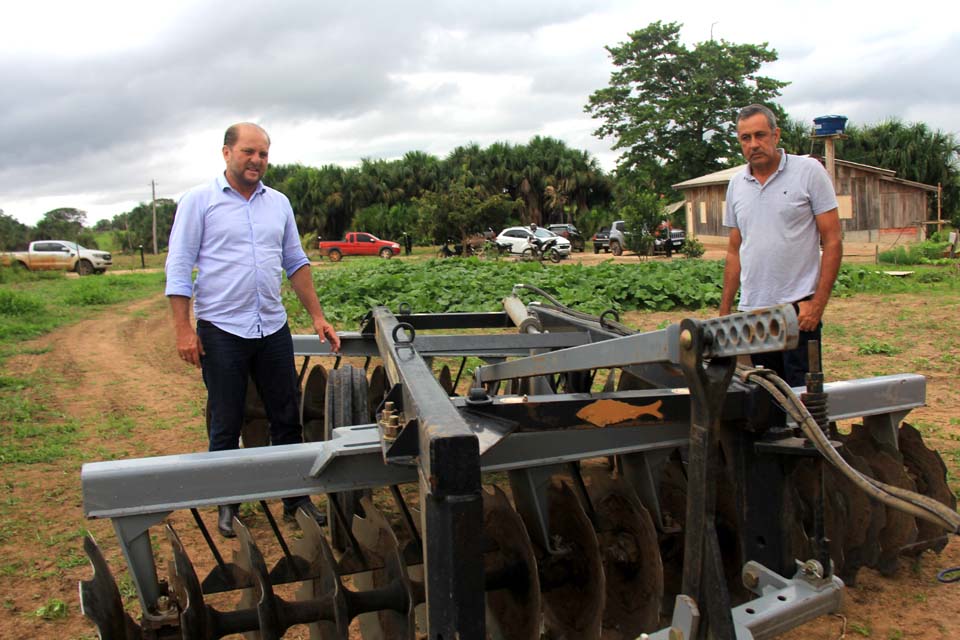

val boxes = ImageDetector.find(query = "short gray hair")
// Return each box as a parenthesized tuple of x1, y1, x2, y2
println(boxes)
(737, 104, 778, 131)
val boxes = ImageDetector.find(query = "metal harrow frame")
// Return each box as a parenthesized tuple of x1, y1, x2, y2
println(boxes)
(79, 295, 942, 639)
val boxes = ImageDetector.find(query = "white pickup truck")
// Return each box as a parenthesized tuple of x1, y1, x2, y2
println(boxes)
(0, 240, 113, 275)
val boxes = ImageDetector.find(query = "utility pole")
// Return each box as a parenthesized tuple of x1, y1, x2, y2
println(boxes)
(151, 180, 158, 255)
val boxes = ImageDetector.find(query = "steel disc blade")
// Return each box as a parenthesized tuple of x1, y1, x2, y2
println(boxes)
(301, 364, 329, 443)
(242, 418, 270, 448)
(437, 365, 455, 396)
(583, 468, 663, 637)
(898, 422, 956, 554)
(245, 375, 268, 419)
(235, 519, 283, 640)
(293, 510, 349, 640)
(539, 480, 605, 640)
(783, 460, 847, 581)
(351, 497, 417, 640)
(655, 453, 688, 605)
(845, 425, 919, 576)
(325, 364, 371, 553)
(368, 365, 388, 412)
(79, 535, 142, 640)
(827, 446, 885, 586)
(165, 524, 210, 639)
(482, 485, 542, 640)
(615, 370, 644, 392)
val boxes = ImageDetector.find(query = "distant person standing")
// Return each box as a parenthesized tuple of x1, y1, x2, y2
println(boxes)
(402, 231, 413, 256)
(165, 122, 341, 538)
(720, 104, 842, 386)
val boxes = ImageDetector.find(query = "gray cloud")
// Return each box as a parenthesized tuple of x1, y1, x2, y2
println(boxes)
(2, 0, 957, 224)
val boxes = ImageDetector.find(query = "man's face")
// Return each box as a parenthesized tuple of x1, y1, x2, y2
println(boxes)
(737, 113, 781, 173)
(223, 126, 269, 191)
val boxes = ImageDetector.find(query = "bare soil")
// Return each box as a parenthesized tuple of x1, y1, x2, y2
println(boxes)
(0, 277, 957, 639)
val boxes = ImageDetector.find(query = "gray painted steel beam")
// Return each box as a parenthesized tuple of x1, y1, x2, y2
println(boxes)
(82, 374, 924, 520)
(475, 305, 799, 384)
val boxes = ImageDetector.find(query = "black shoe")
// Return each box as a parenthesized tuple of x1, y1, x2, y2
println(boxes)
(283, 500, 327, 527)
(217, 504, 238, 538)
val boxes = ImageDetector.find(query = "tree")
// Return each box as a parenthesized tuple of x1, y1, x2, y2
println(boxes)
(585, 21, 787, 196)
(0, 211, 30, 250)
(415, 174, 517, 244)
(33, 207, 88, 241)
(778, 114, 815, 156)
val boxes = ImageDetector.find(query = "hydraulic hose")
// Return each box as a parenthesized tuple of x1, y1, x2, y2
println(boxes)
(510, 283, 636, 335)
(736, 365, 960, 535)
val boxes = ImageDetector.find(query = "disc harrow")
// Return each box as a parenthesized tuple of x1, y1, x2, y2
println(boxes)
(78, 292, 958, 639)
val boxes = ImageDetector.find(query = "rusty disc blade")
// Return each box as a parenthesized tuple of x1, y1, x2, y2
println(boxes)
(844, 425, 919, 576)
(437, 364, 455, 396)
(538, 480, 605, 640)
(898, 422, 956, 555)
(301, 364, 328, 443)
(482, 485, 542, 640)
(583, 467, 663, 638)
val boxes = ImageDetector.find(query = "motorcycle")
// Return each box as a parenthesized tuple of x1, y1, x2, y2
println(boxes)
(521, 236, 562, 263)
(437, 239, 465, 258)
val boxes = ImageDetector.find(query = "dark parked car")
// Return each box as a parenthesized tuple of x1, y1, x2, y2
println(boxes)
(592, 227, 610, 253)
(547, 224, 585, 252)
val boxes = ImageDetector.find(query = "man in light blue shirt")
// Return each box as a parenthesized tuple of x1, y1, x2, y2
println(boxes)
(166, 122, 341, 537)
(720, 104, 842, 386)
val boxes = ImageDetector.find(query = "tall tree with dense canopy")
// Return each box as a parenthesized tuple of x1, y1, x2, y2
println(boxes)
(585, 21, 787, 196)
(33, 208, 88, 241)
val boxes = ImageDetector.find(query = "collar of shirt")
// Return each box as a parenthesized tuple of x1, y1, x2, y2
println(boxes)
(742, 149, 788, 185)
(217, 172, 266, 199)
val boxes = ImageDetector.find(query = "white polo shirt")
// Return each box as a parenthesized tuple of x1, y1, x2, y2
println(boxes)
(723, 152, 838, 310)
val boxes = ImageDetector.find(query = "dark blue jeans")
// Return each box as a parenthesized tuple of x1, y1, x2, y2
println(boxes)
(198, 321, 307, 510)
(750, 303, 822, 388)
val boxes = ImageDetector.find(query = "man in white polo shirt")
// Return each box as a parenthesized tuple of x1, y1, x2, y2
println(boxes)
(720, 104, 843, 386)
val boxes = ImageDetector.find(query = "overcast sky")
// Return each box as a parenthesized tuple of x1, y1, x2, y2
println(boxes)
(2, 0, 957, 227)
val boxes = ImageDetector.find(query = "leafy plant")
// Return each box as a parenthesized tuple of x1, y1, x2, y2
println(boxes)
(681, 237, 705, 259)
(33, 598, 68, 620)
(856, 339, 901, 356)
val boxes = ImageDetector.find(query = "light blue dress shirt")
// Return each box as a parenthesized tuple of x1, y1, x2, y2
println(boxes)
(165, 174, 310, 338)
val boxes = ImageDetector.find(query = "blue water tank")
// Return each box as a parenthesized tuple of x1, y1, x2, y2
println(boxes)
(813, 115, 848, 136)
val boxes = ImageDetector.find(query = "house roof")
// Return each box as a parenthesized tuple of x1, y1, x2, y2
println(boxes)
(663, 200, 686, 215)
(672, 165, 744, 189)
(672, 156, 936, 192)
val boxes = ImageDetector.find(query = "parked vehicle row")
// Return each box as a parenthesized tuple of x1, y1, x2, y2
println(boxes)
(314, 220, 684, 263)
(495, 227, 572, 258)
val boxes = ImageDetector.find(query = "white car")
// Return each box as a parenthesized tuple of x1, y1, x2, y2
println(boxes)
(495, 227, 572, 257)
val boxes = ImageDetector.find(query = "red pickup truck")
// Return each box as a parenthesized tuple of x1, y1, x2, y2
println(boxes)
(317, 232, 401, 262)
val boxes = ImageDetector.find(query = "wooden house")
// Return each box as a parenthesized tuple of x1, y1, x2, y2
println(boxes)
(672, 158, 938, 242)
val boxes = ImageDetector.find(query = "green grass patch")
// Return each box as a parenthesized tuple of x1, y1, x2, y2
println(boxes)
(855, 339, 901, 356)
(32, 598, 68, 620)
(0, 420, 80, 463)
(878, 240, 952, 265)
